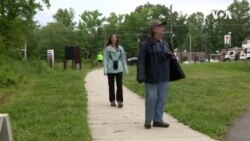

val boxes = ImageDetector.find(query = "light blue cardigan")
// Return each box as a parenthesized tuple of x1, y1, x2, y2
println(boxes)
(103, 45, 128, 75)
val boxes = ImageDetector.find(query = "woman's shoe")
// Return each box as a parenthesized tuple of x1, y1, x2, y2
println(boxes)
(118, 102, 123, 108)
(110, 101, 116, 107)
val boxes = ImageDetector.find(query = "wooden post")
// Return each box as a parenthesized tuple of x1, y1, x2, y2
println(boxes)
(63, 59, 67, 70)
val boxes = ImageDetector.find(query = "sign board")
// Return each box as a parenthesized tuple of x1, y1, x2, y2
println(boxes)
(47, 49, 54, 67)
(0, 114, 13, 141)
(224, 35, 231, 47)
(64, 46, 82, 70)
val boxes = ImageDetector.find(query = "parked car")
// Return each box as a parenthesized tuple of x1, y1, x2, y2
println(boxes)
(183, 61, 194, 64)
(127, 57, 137, 65)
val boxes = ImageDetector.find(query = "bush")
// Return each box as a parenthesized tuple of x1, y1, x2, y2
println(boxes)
(0, 56, 52, 88)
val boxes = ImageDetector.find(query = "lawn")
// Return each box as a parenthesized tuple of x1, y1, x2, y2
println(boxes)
(124, 61, 250, 141)
(0, 60, 92, 141)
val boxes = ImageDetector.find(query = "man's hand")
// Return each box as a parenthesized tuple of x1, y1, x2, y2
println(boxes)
(167, 52, 177, 60)
(171, 54, 177, 60)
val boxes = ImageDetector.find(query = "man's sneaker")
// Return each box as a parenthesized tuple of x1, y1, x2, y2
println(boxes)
(144, 121, 151, 129)
(153, 121, 170, 128)
(110, 101, 116, 107)
(118, 102, 123, 108)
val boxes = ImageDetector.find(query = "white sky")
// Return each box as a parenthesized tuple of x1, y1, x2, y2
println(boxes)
(35, 0, 236, 26)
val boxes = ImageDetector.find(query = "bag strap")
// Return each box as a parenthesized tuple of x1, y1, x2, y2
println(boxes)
(118, 50, 122, 60)
(109, 50, 122, 61)
(109, 52, 113, 61)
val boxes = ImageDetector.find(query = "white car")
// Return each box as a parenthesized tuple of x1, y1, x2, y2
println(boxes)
(183, 61, 194, 64)
(210, 59, 219, 63)
(127, 57, 137, 65)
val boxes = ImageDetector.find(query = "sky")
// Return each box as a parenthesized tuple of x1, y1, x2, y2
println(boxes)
(35, 0, 236, 26)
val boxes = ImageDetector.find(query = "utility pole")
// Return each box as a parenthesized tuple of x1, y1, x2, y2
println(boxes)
(170, 4, 173, 46)
(205, 33, 208, 56)
(228, 32, 232, 48)
(24, 42, 27, 60)
(190, 34, 192, 63)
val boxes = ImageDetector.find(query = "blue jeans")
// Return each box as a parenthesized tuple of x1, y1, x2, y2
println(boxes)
(145, 82, 169, 122)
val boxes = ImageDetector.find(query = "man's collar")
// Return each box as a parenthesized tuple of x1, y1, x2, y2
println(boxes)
(151, 37, 163, 44)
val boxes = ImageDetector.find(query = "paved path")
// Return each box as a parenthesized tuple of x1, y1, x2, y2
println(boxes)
(85, 69, 217, 141)
(226, 108, 250, 141)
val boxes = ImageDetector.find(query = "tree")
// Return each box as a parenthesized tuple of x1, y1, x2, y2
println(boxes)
(203, 0, 250, 54)
(0, 0, 50, 57)
(173, 13, 188, 52)
(53, 8, 76, 29)
(0, 35, 5, 53)
(121, 3, 172, 57)
(227, 0, 250, 46)
(37, 22, 75, 59)
(104, 13, 124, 34)
(185, 12, 205, 52)
(78, 10, 105, 59)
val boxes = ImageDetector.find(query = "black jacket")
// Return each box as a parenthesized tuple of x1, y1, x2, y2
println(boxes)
(137, 37, 172, 84)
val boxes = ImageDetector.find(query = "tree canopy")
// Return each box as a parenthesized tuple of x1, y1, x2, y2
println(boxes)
(1, 0, 249, 60)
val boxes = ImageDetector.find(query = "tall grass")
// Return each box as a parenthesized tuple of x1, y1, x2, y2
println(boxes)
(0, 57, 92, 141)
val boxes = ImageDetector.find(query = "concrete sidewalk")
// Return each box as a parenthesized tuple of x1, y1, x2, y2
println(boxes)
(85, 69, 217, 141)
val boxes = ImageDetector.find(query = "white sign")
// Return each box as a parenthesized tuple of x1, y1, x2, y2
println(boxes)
(0, 114, 13, 141)
(47, 49, 55, 66)
(212, 10, 232, 20)
(224, 35, 231, 45)
(47, 49, 54, 59)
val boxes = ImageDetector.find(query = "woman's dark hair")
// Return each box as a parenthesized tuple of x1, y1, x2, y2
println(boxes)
(106, 34, 119, 48)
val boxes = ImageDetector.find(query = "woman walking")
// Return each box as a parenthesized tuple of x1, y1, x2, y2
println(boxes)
(103, 34, 128, 108)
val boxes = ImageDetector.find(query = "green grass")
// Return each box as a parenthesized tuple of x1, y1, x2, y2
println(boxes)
(124, 61, 250, 141)
(0, 60, 92, 141)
